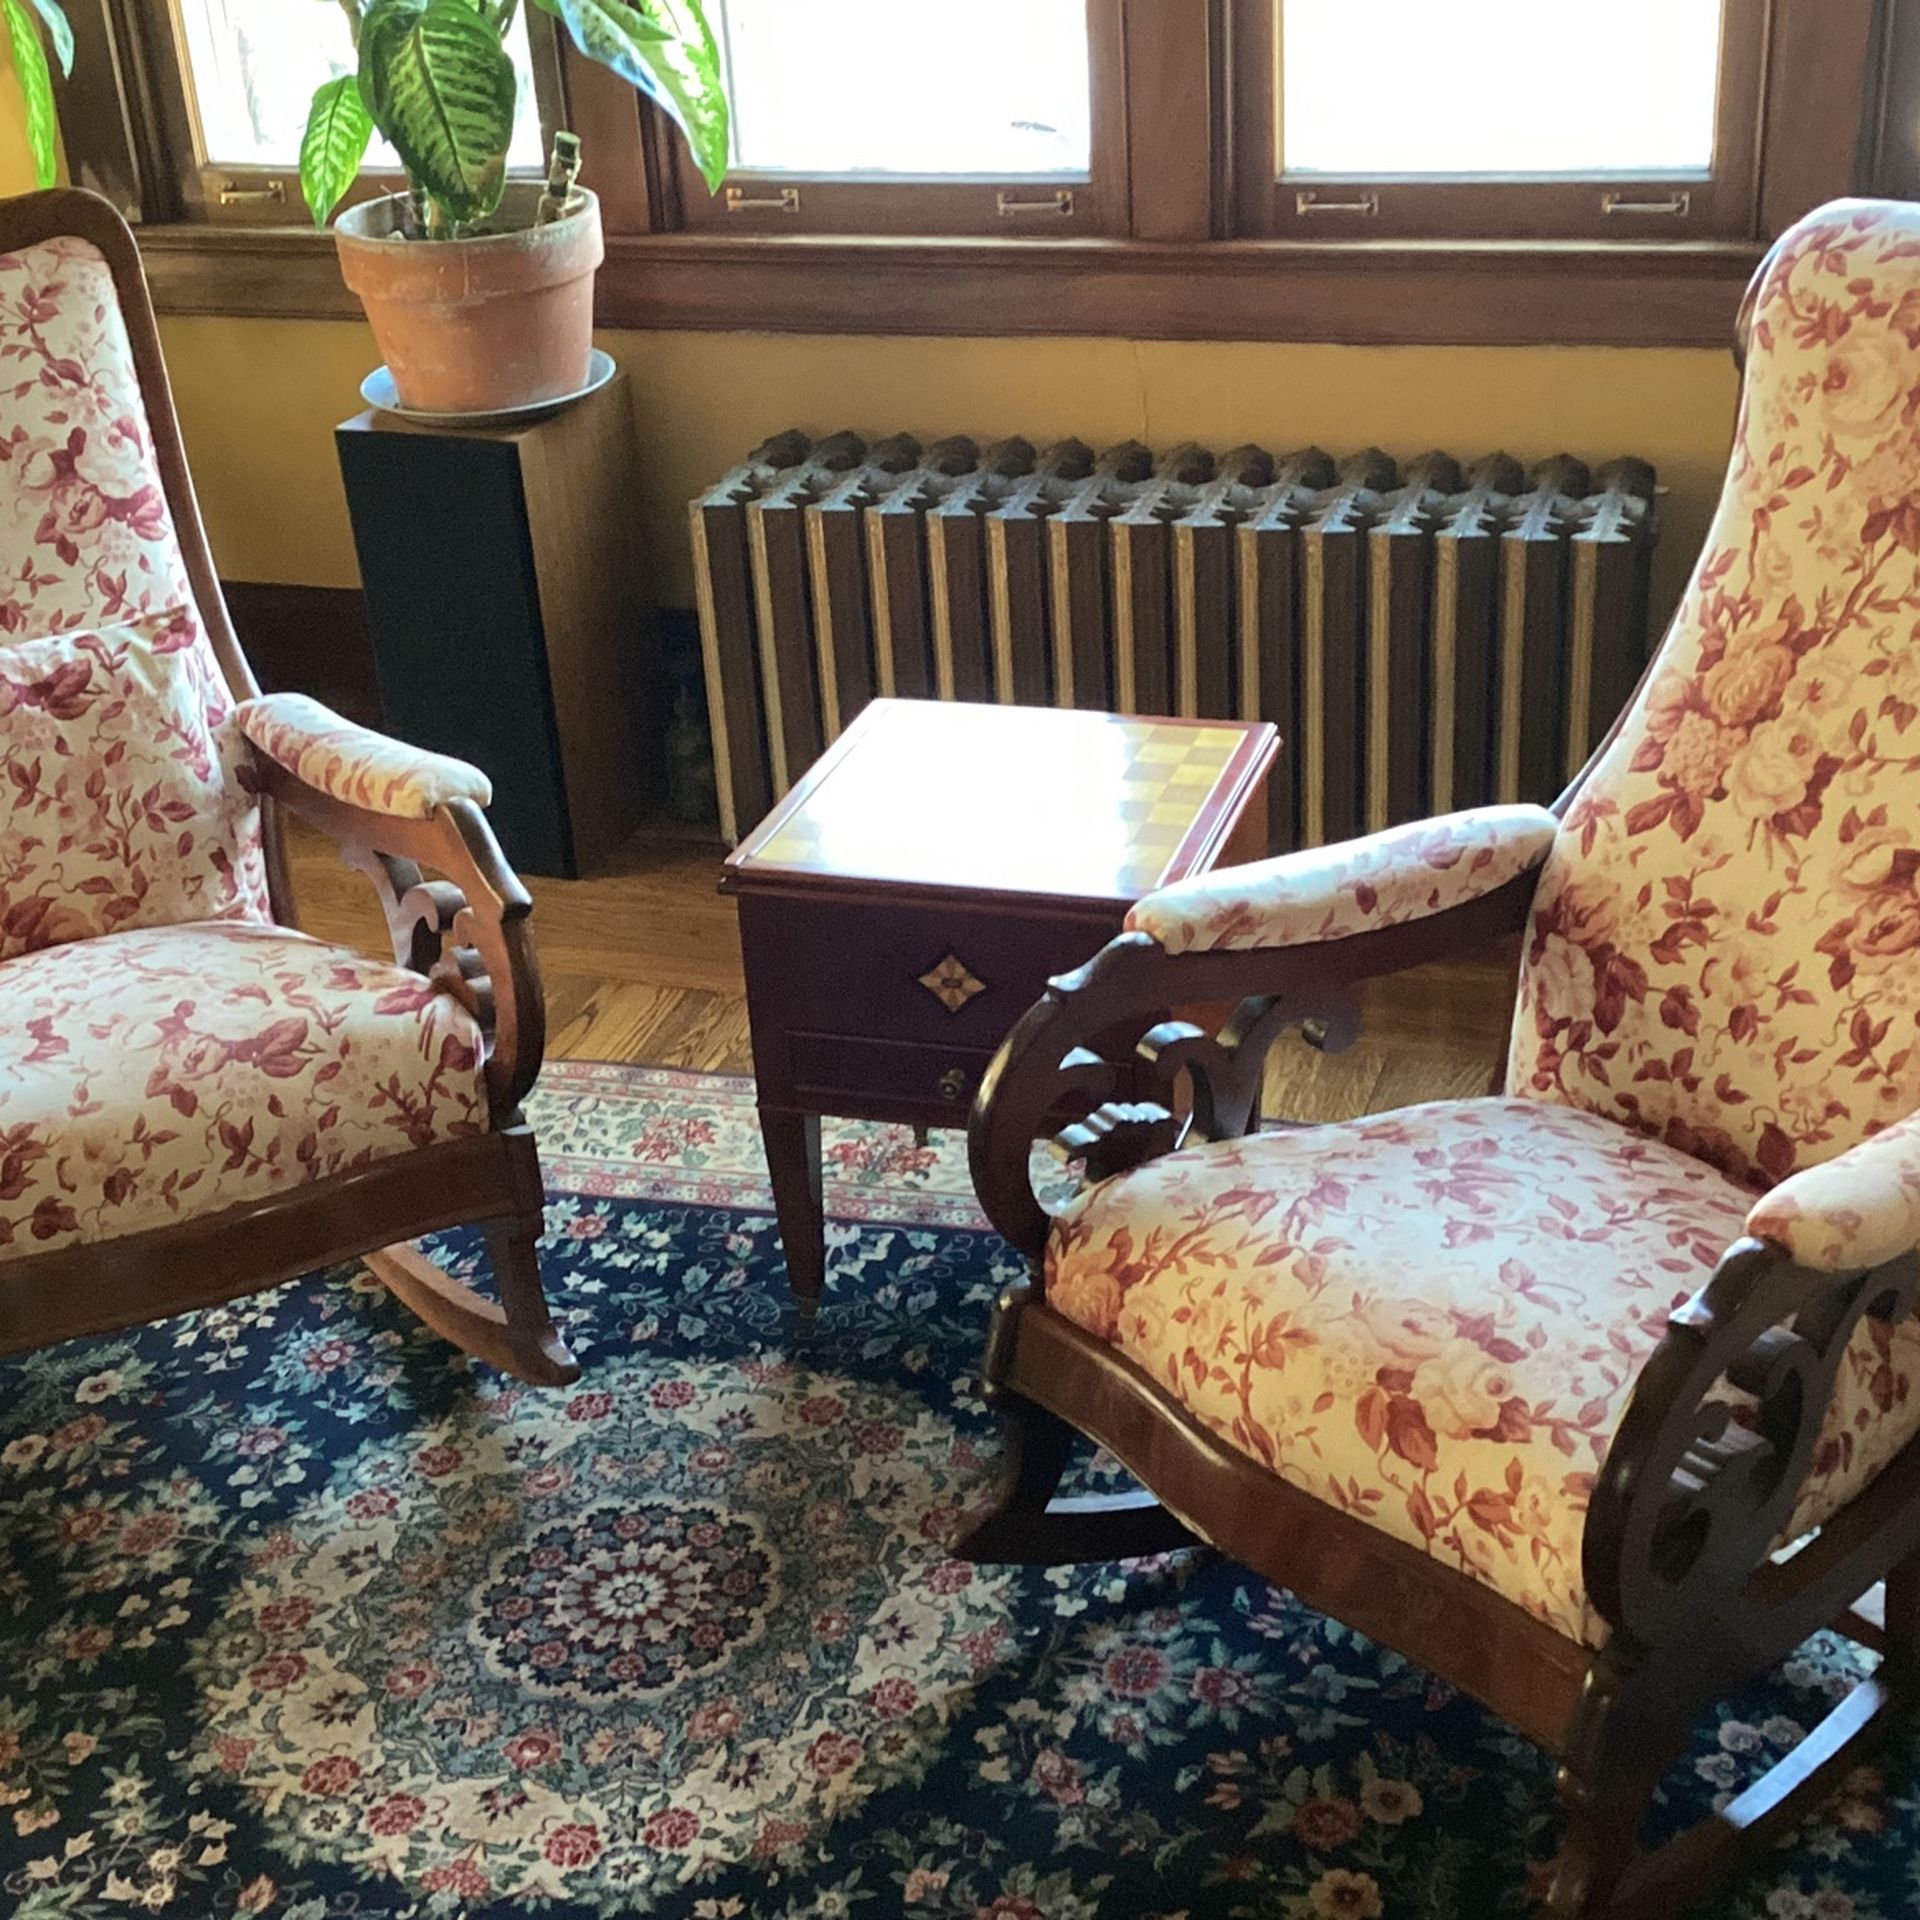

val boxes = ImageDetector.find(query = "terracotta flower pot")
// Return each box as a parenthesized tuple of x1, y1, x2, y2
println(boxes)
(335, 184, 604, 415)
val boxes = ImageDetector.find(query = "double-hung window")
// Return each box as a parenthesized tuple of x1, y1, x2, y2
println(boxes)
(1238, 0, 1765, 239)
(54, 0, 1888, 344)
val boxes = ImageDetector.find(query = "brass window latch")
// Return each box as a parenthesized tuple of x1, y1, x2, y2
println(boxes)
(724, 185, 801, 214)
(1295, 189, 1380, 216)
(996, 189, 1074, 217)
(1601, 190, 1691, 217)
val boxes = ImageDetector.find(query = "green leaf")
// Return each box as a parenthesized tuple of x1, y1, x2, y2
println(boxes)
(300, 74, 374, 226)
(2, 0, 57, 189)
(24, 0, 68, 79)
(537, 0, 730, 193)
(361, 0, 518, 224)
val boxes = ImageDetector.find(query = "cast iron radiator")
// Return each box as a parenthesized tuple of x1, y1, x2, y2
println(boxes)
(690, 430, 1659, 848)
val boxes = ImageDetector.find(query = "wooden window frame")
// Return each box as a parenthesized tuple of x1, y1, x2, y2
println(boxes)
(1234, 0, 1769, 242)
(656, 0, 1130, 239)
(56, 0, 1882, 349)
(160, 5, 571, 229)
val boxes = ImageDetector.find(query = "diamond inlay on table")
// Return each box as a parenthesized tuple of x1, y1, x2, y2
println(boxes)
(919, 953, 988, 1014)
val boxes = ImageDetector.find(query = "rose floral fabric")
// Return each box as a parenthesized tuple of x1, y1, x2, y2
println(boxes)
(1509, 201, 1920, 1190)
(0, 605, 269, 958)
(0, 235, 268, 949)
(1046, 1095, 1920, 1646)
(0, 920, 487, 1259)
(238, 692, 494, 820)
(1127, 806, 1557, 956)
(0, 237, 195, 633)
(1748, 1107, 1920, 1273)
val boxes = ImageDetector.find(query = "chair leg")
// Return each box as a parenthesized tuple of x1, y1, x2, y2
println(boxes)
(364, 1209, 579, 1388)
(955, 1386, 1196, 1564)
(1544, 1653, 1672, 1920)
(1546, 1550, 1920, 1920)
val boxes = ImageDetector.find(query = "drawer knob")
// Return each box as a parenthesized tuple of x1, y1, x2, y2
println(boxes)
(938, 1066, 969, 1103)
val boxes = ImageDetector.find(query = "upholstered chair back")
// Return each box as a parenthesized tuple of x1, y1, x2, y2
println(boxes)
(0, 236, 266, 958)
(1510, 200, 1920, 1188)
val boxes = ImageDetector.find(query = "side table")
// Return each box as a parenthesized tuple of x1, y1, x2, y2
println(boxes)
(720, 699, 1278, 1303)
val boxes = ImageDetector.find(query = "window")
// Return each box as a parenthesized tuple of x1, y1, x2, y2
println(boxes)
(1235, 0, 1768, 238)
(660, 0, 1124, 235)
(56, 0, 1884, 346)
(1281, 1, 1723, 178)
(174, 0, 547, 176)
(717, 0, 1091, 176)
(138, 0, 563, 225)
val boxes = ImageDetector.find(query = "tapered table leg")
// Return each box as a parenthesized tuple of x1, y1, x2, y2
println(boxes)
(759, 1106, 825, 1306)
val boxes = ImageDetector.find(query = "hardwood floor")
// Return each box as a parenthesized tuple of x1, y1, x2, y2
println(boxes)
(286, 820, 1517, 1122)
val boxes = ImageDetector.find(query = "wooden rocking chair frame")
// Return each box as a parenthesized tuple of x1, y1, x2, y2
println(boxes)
(0, 191, 575, 1387)
(957, 253, 1920, 1916)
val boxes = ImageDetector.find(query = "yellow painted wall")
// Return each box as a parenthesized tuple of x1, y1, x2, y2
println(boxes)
(158, 315, 1740, 630)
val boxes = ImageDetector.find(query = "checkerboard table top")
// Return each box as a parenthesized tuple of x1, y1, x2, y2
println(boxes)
(723, 700, 1277, 909)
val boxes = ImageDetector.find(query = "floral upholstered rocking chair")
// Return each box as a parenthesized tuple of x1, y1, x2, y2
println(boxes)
(0, 190, 574, 1385)
(958, 197, 1920, 1918)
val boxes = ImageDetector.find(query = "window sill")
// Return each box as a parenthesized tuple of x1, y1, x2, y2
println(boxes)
(136, 222, 1762, 348)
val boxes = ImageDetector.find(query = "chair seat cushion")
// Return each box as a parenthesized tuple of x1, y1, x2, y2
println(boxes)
(1047, 1097, 1920, 1646)
(0, 922, 489, 1260)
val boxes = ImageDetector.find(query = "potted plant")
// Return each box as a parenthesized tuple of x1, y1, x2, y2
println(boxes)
(304, 1, 729, 416)
(3, 0, 73, 189)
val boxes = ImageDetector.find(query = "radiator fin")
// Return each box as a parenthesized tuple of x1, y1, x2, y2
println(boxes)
(692, 433, 1660, 852)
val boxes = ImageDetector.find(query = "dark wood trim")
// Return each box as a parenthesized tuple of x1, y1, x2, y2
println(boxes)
(1121, 0, 1217, 241)
(54, 1, 166, 222)
(0, 1128, 530, 1356)
(557, 31, 655, 234)
(1864, 0, 1920, 198)
(64, 0, 1873, 345)
(1759, 0, 1879, 232)
(135, 220, 1763, 346)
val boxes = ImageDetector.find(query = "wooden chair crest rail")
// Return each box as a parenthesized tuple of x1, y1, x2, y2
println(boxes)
(0, 189, 574, 1387)
(958, 196, 1920, 1918)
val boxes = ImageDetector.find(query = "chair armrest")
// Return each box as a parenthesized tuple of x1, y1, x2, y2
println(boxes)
(1746, 1115, 1920, 1272)
(1127, 804, 1560, 955)
(248, 749, 544, 1124)
(236, 693, 493, 820)
(968, 845, 1541, 1263)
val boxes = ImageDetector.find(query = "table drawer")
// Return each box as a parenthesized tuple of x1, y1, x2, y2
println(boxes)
(736, 894, 1119, 1051)
(784, 1032, 999, 1114)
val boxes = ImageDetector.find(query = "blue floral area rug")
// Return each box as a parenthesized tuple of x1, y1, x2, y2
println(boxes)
(0, 1061, 1911, 1918)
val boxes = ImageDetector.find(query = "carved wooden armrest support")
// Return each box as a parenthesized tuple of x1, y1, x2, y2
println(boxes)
(966, 872, 1536, 1263)
(1584, 1237, 1920, 1667)
(252, 755, 546, 1123)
